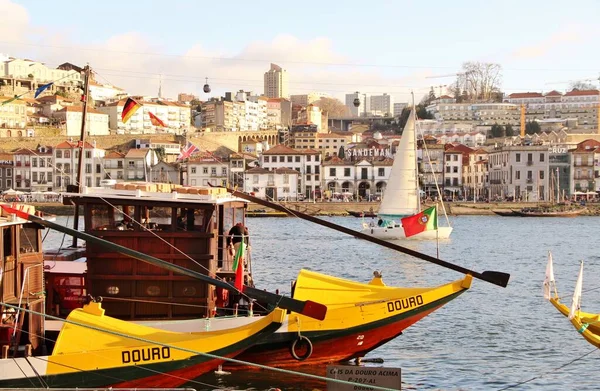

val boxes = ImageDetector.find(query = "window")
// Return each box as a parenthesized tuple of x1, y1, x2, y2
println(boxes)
(32, 172, 37, 181)
(6, 168, 11, 176)
(516, 171, 520, 180)
(96, 164, 101, 174)
(85, 164, 91, 174)
(203, 167, 208, 174)
(221, 167, 227, 176)
(211, 167, 217, 175)
(65, 150, 71, 158)
(56, 150, 62, 158)
(344, 168, 351, 177)
(306, 166, 311, 174)
(453, 155, 458, 161)
(540, 153, 545, 162)
(453, 167, 458, 173)
(128, 161, 135, 168)
(329, 168, 336, 176)
(527, 153, 532, 162)
(287, 156, 292, 162)
(279, 156, 284, 162)
(191, 167, 196, 174)
(283, 174, 289, 184)
(253, 175, 259, 184)
(85, 151, 91, 159)
(32, 158, 37, 167)
(539, 170, 544, 179)
(264, 156, 270, 163)
(516, 153, 521, 162)
(445, 178, 451, 186)
(306, 175, 311, 181)
(315, 175, 319, 181)
(296, 156, 301, 162)
(48, 172, 52, 182)
(40, 159, 45, 167)
(39, 173, 45, 183)
(378, 168, 384, 176)
(446, 166, 451, 173)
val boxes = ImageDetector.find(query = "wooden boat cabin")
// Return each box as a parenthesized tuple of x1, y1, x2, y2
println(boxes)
(0, 204, 45, 357)
(54, 183, 249, 321)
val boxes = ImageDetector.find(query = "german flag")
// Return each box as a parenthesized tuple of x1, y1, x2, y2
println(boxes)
(148, 111, 166, 127)
(121, 97, 141, 123)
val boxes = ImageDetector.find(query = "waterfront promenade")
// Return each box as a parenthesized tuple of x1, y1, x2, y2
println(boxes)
(32, 200, 600, 216)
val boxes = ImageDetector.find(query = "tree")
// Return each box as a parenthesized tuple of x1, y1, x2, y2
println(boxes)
(55, 90, 69, 98)
(569, 81, 597, 91)
(490, 123, 505, 138)
(338, 146, 345, 159)
(505, 124, 515, 137)
(525, 121, 541, 135)
(313, 97, 349, 117)
(420, 87, 436, 106)
(397, 105, 433, 132)
(450, 62, 503, 103)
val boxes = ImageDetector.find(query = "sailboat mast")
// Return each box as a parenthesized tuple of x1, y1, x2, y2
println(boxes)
(556, 167, 560, 203)
(412, 94, 421, 210)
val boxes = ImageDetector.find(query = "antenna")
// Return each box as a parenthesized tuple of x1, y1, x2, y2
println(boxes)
(158, 73, 163, 99)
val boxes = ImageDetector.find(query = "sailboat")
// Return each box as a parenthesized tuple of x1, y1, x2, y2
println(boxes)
(360, 107, 452, 240)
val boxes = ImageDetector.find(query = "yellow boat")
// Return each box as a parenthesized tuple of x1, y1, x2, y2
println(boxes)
(235, 269, 472, 366)
(545, 253, 600, 348)
(0, 301, 285, 388)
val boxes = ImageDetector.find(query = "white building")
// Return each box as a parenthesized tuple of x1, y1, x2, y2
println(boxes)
(0, 57, 81, 86)
(29, 145, 54, 191)
(124, 149, 159, 182)
(370, 93, 394, 116)
(99, 98, 190, 134)
(135, 139, 182, 163)
(264, 63, 289, 99)
(260, 144, 321, 198)
(322, 156, 392, 198)
(393, 102, 408, 116)
(345, 92, 370, 117)
(243, 167, 299, 200)
(186, 156, 228, 187)
(53, 140, 106, 190)
(88, 81, 127, 102)
(53, 106, 110, 136)
(13, 148, 32, 191)
(103, 151, 125, 183)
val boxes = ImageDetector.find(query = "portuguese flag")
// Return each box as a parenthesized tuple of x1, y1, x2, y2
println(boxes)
(401, 206, 438, 237)
(121, 97, 141, 123)
(232, 241, 246, 291)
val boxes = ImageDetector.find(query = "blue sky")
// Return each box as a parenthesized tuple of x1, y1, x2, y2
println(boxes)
(1, 0, 599, 101)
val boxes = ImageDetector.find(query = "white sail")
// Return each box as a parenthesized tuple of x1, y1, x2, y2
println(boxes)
(378, 109, 419, 217)
(543, 250, 555, 300)
(569, 260, 584, 320)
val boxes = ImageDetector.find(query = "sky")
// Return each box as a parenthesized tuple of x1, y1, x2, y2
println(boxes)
(1, 0, 600, 103)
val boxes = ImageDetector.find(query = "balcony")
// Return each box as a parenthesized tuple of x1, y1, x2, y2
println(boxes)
(526, 161, 533, 166)
(526, 179, 533, 184)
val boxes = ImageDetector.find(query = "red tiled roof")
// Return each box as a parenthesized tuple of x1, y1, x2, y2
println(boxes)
(439, 95, 453, 99)
(105, 151, 125, 158)
(545, 90, 562, 97)
(55, 141, 96, 149)
(507, 92, 544, 99)
(564, 89, 599, 97)
(125, 149, 150, 158)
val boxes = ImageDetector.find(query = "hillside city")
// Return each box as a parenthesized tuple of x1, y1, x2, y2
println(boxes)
(1, 55, 600, 202)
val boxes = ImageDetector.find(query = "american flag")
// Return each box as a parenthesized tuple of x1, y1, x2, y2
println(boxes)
(177, 141, 199, 161)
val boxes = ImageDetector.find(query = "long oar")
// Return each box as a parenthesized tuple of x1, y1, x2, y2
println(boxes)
(227, 188, 510, 288)
(1, 205, 327, 320)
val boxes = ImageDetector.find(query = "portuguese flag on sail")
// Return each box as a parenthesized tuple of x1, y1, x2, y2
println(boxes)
(401, 206, 438, 237)
(232, 241, 246, 291)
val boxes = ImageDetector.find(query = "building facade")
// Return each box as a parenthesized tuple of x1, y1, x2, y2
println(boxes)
(264, 63, 289, 99)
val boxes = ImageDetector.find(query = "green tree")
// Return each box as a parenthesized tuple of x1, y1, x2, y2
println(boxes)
(505, 124, 514, 137)
(490, 123, 505, 138)
(525, 121, 541, 135)
(154, 147, 166, 161)
(397, 105, 433, 133)
(55, 90, 69, 98)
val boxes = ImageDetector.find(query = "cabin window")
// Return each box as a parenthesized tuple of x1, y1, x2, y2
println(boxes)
(90, 204, 113, 230)
(176, 207, 206, 231)
(19, 226, 39, 253)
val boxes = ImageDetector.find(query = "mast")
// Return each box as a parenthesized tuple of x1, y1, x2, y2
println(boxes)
(72, 64, 91, 247)
(556, 167, 560, 203)
(412, 93, 421, 210)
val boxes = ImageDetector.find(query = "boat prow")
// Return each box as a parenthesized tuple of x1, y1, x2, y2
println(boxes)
(361, 224, 453, 240)
(234, 269, 472, 367)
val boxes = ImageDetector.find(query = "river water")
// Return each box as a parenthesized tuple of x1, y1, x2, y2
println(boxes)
(44, 215, 600, 390)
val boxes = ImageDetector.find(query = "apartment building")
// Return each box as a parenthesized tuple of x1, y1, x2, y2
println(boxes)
(53, 106, 109, 136)
(260, 144, 321, 198)
(0, 153, 13, 191)
(571, 139, 600, 193)
(0, 96, 27, 128)
(370, 93, 394, 116)
(290, 92, 329, 107)
(316, 132, 353, 158)
(243, 167, 299, 200)
(103, 151, 125, 183)
(264, 63, 289, 99)
(186, 155, 228, 187)
(99, 98, 190, 134)
(345, 92, 370, 117)
(53, 140, 106, 190)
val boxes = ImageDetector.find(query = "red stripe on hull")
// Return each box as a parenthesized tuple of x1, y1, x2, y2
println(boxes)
(236, 304, 443, 368)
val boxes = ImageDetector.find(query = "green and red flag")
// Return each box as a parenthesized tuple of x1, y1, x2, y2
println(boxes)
(232, 241, 246, 291)
(121, 97, 141, 123)
(401, 206, 438, 237)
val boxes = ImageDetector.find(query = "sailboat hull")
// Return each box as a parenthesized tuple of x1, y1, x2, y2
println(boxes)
(360, 225, 453, 240)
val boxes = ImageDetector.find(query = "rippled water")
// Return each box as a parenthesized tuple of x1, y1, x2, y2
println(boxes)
(44, 215, 600, 390)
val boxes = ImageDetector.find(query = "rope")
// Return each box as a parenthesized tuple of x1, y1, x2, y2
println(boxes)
(495, 348, 598, 390)
(2, 302, 398, 391)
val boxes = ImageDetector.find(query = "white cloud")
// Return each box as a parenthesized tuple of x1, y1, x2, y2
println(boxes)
(0, 1, 431, 104)
(510, 24, 592, 60)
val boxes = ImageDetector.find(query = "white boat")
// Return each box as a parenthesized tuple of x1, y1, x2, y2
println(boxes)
(360, 106, 452, 240)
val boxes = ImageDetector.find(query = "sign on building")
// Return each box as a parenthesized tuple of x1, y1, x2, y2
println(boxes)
(326, 365, 401, 391)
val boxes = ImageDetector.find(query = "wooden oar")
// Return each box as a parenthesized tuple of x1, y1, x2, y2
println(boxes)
(1, 205, 327, 321)
(226, 188, 510, 288)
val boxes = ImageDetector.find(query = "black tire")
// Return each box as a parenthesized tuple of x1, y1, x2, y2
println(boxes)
(290, 335, 313, 361)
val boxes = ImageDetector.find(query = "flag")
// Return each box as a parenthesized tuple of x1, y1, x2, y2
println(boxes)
(34, 82, 53, 98)
(177, 141, 199, 161)
(569, 261, 584, 320)
(148, 111, 166, 127)
(232, 241, 246, 291)
(1, 94, 24, 106)
(121, 97, 141, 123)
(543, 251, 555, 300)
(401, 206, 437, 238)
